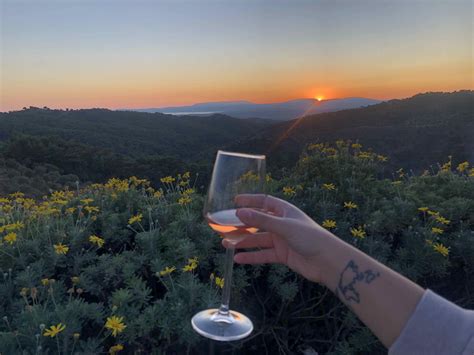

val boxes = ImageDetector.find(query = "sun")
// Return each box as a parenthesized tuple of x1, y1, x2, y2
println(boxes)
(315, 96, 324, 102)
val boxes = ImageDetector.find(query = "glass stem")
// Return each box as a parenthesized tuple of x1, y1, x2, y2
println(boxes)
(218, 244, 235, 315)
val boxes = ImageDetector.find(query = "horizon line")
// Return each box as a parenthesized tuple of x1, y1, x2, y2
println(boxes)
(2, 89, 472, 113)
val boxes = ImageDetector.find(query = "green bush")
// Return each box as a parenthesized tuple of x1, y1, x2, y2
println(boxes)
(0, 142, 473, 354)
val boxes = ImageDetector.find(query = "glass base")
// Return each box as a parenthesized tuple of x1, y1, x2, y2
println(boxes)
(191, 308, 253, 341)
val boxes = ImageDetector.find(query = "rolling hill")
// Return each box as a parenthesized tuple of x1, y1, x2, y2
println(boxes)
(0, 90, 471, 196)
(0, 109, 270, 159)
(227, 91, 474, 172)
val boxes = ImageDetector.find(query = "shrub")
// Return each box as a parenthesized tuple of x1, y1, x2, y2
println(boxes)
(0, 142, 473, 354)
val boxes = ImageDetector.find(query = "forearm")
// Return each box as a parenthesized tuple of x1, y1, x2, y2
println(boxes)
(319, 234, 424, 348)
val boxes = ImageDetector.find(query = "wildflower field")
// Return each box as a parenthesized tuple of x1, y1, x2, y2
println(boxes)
(1, 142, 473, 354)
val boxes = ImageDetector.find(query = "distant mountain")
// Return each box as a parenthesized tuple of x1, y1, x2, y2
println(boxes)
(133, 97, 382, 120)
(226, 91, 474, 172)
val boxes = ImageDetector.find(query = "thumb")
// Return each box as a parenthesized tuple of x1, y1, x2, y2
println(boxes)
(236, 208, 291, 236)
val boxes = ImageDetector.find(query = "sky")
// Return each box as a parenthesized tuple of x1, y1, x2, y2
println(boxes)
(0, 0, 472, 111)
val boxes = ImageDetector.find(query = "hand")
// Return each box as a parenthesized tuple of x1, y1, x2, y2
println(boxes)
(224, 194, 336, 284)
(226, 195, 427, 350)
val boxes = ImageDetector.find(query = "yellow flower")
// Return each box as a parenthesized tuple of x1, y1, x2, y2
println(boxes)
(105, 316, 127, 337)
(209, 272, 215, 281)
(73, 333, 80, 341)
(159, 266, 176, 277)
(160, 176, 175, 184)
(427, 210, 440, 216)
(215, 277, 225, 289)
(344, 201, 358, 209)
(377, 155, 388, 162)
(431, 227, 444, 235)
(129, 176, 149, 186)
(0, 203, 13, 213)
(128, 213, 143, 225)
(71, 276, 80, 285)
(469, 168, 474, 177)
(109, 344, 124, 354)
(153, 190, 163, 198)
(89, 235, 105, 248)
(240, 171, 260, 182)
(265, 174, 272, 182)
(283, 186, 296, 197)
(322, 147, 337, 155)
(396, 168, 405, 178)
(435, 216, 450, 225)
(0, 197, 11, 204)
(41, 278, 50, 286)
(66, 207, 76, 214)
(392, 181, 402, 186)
(182, 188, 195, 195)
(43, 323, 66, 337)
(4, 232, 17, 245)
(441, 157, 452, 172)
(432, 242, 449, 257)
(105, 178, 129, 192)
(51, 199, 68, 206)
(54, 243, 69, 255)
(351, 143, 362, 149)
(84, 206, 100, 214)
(178, 196, 192, 205)
(80, 198, 94, 205)
(182, 263, 196, 272)
(357, 152, 372, 159)
(1, 221, 25, 233)
(322, 183, 336, 191)
(322, 219, 337, 229)
(350, 226, 366, 239)
(21, 198, 36, 209)
(456, 161, 469, 173)
(308, 143, 324, 151)
(20, 287, 28, 297)
(182, 257, 198, 272)
(9, 192, 25, 199)
(418, 207, 429, 212)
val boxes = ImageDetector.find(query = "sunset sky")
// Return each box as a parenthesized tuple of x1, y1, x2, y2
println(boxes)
(1, 0, 472, 111)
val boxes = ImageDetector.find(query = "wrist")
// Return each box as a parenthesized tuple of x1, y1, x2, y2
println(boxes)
(315, 231, 351, 290)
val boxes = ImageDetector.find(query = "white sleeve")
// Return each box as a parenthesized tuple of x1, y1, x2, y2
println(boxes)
(389, 289, 474, 355)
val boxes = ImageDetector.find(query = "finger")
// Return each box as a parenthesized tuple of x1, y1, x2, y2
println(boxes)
(235, 194, 287, 216)
(236, 208, 293, 236)
(234, 249, 280, 264)
(222, 232, 274, 249)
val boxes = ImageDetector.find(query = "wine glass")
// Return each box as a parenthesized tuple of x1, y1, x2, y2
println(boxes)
(191, 150, 266, 341)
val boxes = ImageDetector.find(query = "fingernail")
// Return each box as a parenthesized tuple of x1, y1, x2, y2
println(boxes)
(237, 209, 252, 221)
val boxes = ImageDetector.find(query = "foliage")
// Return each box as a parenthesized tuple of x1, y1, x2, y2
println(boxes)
(0, 108, 269, 160)
(0, 135, 208, 198)
(0, 142, 473, 354)
(230, 91, 474, 173)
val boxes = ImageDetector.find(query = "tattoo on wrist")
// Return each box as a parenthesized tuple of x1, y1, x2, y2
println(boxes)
(336, 260, 380, 303)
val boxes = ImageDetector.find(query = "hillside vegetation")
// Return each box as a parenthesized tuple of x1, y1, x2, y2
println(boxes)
(0, 109, 269, 159)
(0, 90, 471, 198)
(230, 91, 474, 171)
(0, 142, 473, 354)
